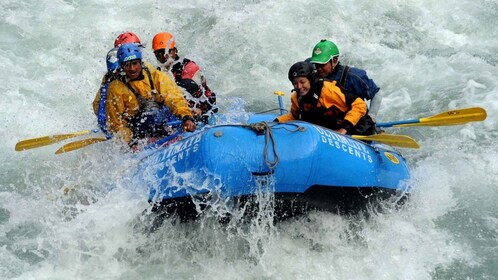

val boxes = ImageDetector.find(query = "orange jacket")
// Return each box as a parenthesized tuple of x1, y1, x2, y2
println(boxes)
(277, 80, 367, 130)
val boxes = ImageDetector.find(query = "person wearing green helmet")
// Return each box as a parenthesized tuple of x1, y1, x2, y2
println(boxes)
(310, 39, 382, 121)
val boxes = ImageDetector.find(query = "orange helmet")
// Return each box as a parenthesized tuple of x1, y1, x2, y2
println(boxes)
(152, 32, 176, 51)
(114, 32, 141, 48)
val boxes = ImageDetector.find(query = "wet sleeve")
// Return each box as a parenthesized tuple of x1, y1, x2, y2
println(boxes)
(276, 92, 300, 122)
(349, 69, 380, 100)
(152, 68, 193, 120)
(344, 96, 367, 126)
(92, 90, 101, 115)
(368, 90, 382, 118)
(325, 81, 367, 126)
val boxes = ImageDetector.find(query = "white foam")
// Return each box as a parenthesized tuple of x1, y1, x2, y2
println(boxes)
(2, 0, 497, 279)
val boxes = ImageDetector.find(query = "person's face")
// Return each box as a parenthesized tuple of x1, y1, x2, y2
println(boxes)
(314, 61, 333, 78)
(154, 48, 177, 64)
(292, 76, 311, 96)
(122, 59, 142, 80)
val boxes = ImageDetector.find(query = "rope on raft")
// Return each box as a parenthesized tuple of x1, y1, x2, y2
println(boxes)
(246, 121, 280, 171)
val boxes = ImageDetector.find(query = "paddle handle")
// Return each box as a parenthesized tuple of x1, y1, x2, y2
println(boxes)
(273, 91, 286, 115)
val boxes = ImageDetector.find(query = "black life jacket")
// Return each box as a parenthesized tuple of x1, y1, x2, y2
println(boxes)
(297, 80, 346, 130)
(338, 65, 350, 94)
(171, 57, 190, 82)
(171, 58, 217, 123)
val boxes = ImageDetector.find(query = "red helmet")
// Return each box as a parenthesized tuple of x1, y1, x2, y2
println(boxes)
(114, 32, 141, 48)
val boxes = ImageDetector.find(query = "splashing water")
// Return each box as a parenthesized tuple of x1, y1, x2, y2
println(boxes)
(1, 0, 497, 279)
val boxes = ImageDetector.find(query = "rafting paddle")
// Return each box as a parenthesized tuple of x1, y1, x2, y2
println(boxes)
(352, 134, 420, 149)
(55, 137, 107, 154)
(377, 107, 486, 128)
(54, 120, 184, 154)
(15, 129, 100, 151)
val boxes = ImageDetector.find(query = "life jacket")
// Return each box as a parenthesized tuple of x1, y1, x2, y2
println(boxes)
(338, 65, 377, 135)
(96, 80, 113, 139)
(296, 80, 375, 135)
(97, 72, 120, 139)
(326, 63, 379, 101)
(296, 80, 346, 130)
(122, 65, 177, 139)
(337, 65, 350, 94)
(171, 58, 217, 124)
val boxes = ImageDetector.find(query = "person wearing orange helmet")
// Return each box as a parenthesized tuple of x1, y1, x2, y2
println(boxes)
(94, 43, 196, 147)
(152, 32, 217, 125)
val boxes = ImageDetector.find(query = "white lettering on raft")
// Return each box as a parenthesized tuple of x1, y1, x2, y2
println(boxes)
(153, 134, 201, 164)
(315, 127, 373, 163)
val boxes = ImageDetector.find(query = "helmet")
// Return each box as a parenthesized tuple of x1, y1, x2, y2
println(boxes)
(288, 61, 315, 82)
(117, 43, 142, 64)
(106, 48, 119, 72)
(310, 39, 339, 64)
(152, 32, 176, 51)
(114, 32, 141, 48)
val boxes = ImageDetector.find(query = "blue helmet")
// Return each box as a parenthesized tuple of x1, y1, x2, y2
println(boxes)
(106, 48, 119, 72)
(117, 43, 142, 64)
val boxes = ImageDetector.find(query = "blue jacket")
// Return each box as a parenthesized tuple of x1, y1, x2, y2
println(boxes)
(325, 63, 379, 101)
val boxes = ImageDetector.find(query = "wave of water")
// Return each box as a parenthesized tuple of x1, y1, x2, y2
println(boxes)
(1, 0, 497, 279)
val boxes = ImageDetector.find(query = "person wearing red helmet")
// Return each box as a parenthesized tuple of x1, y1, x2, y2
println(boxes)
(114, 31, 142, 48)
(96, 43, 196, 147)
(152, 32, 217, 125)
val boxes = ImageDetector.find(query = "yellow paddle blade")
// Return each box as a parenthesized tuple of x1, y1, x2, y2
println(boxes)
(15, 130, 91, 151)
(398, 107, 487, 127)
(352, 134, 420, 149)
(55, 137, 107, 154)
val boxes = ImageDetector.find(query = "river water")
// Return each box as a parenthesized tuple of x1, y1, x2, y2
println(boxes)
(1, 0, 497, 279)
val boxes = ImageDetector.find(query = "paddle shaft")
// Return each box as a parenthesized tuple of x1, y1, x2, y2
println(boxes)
(377, 107, 486, 128)
(15, 129, 100, 151)
(277, 96, 285, 115)
(55, 120, 183, 154)
(377, 119, 420, 128)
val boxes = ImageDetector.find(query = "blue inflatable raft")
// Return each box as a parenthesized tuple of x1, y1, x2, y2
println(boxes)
(134, 116, 411, 220)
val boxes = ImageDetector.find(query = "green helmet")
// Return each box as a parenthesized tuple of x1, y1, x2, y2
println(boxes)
(310, 39, 339, 64)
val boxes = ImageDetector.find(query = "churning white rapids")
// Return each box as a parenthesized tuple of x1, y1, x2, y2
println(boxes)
(1, 1, 497, 279)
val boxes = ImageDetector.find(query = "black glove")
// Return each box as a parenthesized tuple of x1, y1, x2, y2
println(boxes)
(342, 120, 353, 131)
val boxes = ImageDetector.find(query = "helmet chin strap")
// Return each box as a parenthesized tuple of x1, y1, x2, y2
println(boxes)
(331, 56, 339, 70)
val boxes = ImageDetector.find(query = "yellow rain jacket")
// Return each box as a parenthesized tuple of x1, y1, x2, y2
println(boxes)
(93, 62, 192, 143)
(277, 80, 367, 131)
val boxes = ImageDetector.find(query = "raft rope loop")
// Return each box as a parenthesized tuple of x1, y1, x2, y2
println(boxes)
(243, 121, 306, 172)
(246, 121, 279, 171)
